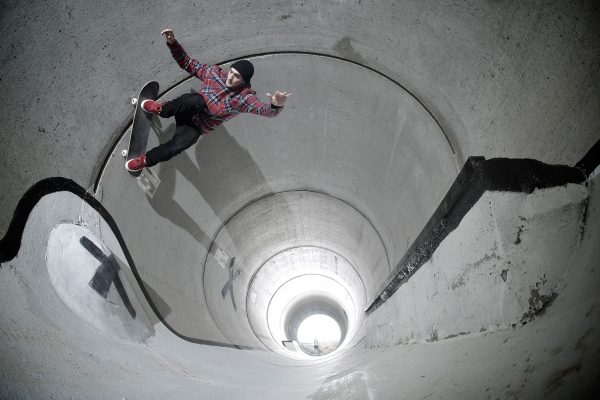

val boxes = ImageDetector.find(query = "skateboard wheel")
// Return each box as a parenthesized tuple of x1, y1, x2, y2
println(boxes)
(121, 150, 128, 157)
(131, 98, 138, 105)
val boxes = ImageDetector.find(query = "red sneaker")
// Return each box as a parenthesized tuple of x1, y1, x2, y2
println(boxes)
(141, 99, 163, 115)
(125, 154, 147, 172)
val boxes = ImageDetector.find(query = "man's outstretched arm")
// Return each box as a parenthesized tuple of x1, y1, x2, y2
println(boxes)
(240, 91, 292, 117)
(161, 28, 210, 81)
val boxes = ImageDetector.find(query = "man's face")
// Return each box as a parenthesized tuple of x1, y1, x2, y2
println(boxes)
(226, 68, 245, 88)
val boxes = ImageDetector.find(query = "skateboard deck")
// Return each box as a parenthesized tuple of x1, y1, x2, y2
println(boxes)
(125, 81, 160, 176)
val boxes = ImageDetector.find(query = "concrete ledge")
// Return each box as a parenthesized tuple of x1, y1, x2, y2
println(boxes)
(366, 182, 589, 346)
(367, 157, 586, 313)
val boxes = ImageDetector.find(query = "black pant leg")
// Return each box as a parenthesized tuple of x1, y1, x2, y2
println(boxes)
(146, 123, 202, 167)
(159, 93, 206, 118)
(145, 92, 206, 167)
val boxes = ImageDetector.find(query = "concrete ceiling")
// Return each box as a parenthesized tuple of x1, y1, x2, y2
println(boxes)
(1, 0, 598, 235)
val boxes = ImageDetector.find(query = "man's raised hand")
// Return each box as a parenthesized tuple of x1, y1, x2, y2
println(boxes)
(161, 28, 175, 44)
(267, 91, 292, 107)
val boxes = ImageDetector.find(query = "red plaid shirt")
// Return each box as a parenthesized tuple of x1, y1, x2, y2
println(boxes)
(167, 40, 283, 133)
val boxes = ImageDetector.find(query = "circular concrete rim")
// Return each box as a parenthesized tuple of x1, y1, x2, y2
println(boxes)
(245, 244, 366, 358)
(266, 274, 355, 360)
(94, 51, 457, 350)
(205, 190, 386, 355)
(203, 189, 392, 288)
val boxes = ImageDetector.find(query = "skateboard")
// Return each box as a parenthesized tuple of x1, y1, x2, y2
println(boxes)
(123, 81, 160, 176)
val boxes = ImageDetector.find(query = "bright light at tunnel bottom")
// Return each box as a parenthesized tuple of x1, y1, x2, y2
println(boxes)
(297, 314, 342, 356)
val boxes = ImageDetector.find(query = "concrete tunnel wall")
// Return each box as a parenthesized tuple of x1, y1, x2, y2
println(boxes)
(1, 0, 600, 398)
(96, 54, 456, 352)
(2, 0, 599, 236)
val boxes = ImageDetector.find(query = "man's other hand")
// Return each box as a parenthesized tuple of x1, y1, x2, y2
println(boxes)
(267, 91, 292, 107)
(161, 28, 175, 44)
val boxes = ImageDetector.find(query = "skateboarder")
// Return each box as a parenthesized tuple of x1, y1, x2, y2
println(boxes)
(126, 28, 291, 172)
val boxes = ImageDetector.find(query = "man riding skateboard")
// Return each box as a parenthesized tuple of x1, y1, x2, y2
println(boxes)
(125, 28, 291, 172)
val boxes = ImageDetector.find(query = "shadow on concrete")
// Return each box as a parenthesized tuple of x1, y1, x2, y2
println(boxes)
(141, 279, 172, 320)
(145, 117, 214, 250)
(135, 97, 296, 343)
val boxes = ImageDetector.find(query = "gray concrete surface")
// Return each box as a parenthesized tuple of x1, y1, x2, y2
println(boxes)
(2, 0, 599, 237)
(1, 0, 600, 398)
(1, 167, 598, 399)
(366, 183, 589, 346)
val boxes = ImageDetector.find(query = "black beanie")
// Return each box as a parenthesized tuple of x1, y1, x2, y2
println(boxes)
(230, 60, 254, 84)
